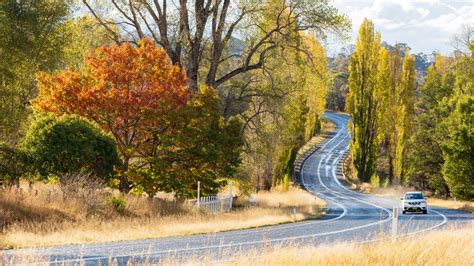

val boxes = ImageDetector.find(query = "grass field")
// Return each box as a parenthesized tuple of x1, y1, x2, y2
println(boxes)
(165, 224, 473, 265)
(0, 183, 324, 249)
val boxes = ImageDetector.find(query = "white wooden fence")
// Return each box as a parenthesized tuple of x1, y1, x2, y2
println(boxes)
(188, 181, 234, 214)
(188, 195, 233, 213)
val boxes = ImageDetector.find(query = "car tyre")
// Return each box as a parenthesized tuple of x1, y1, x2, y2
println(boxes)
(423, 210, 427, 214)
(402, 211, 406, 214)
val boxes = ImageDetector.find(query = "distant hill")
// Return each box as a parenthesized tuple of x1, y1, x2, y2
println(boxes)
(326, 42, 436, 111)
(381, 42, 434, 75)
(329, 42, 435, 76)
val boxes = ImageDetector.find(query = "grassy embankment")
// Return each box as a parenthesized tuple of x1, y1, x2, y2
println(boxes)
(0, 183, 324, 249)
(0, 117, 337, 249)
(168, 224, 473, 265)
(6, 222, 472, 265)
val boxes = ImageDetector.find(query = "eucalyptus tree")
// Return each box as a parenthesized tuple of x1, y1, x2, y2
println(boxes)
(81, 0, 349, 92)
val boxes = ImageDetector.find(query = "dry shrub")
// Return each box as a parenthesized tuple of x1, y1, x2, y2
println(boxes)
(58, 172, 110, 216)
(0, 174, 187, 235)
(0, 188, 74, 232)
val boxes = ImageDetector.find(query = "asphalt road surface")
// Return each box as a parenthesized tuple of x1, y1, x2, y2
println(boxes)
(3, 112, 472, 265)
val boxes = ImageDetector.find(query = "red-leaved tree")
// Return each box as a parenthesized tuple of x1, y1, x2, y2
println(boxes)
(34, 39, 189, 192)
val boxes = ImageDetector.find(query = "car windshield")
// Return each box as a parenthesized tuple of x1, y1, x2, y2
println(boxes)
(405, 193, 424, 200)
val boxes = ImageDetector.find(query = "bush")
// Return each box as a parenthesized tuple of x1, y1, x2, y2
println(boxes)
(108, 195, 126, 213)
(58, 172, 108, 215)
(283, 174, 290, 192)
(370, 174, 380, 188)
(21, 114, 120, 180)
(0, 142, 31, 187)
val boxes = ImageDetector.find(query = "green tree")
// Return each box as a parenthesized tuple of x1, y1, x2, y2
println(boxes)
(407, 41, 472, 198)
(133, 86, 243, 199)
(393, 51, 416, 184)
(440, 96, 473, 200)
(61, 16, 115, 68)
(233, 2, 329, 191)
(21, 114, 120, 181)
(82, 0, 349, 91)
(383, 45, 403, 183)
(439, 43, 474, 200)
(346, 19, 384, 182)
(0, 142, 31, 187)
(406, 63, 453, 196)
(0, 0, 71, 143)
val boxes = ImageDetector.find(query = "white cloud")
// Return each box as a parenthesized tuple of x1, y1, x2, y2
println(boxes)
(332, 0, 474, 54)
(416, 8, 430, 18)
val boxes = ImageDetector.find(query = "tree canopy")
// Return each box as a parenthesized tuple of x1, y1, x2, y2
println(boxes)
(34, 38, 189, 192)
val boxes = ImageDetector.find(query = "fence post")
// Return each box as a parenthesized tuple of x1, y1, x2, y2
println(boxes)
(197, 181, 201, 208)
(392, 207, 398, 242)
(293, 206, 297, 223)
(229, 180, 233, 209)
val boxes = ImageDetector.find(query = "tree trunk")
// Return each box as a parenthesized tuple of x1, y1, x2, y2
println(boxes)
(119, 157, 131, 193)
(388, 153, 394, 183)
(186, 60, 199, 92)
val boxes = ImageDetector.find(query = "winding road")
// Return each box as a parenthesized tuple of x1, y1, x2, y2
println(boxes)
(3, 112, 472, 265)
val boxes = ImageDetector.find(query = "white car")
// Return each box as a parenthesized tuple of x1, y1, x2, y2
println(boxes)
(401, 191, 427, 214)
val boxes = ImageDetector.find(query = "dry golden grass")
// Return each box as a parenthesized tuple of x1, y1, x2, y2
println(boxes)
(254, 186, 326, 209)
(322, 119, 336, 133)
(168, 224, 473, 266)
(426, 198, 474, 213)
(0, 184, 323, 249)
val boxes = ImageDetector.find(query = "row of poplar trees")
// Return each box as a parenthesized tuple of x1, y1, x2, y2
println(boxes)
(346, 18, 416, 186)
(346, 18, 473, 200)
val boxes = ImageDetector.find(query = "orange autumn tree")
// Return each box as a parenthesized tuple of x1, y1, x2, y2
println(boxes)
(34, 39, 189, 192)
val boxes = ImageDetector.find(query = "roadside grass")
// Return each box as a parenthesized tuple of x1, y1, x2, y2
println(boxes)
(0, 111, 335, 250)
(425, 198, 474, 214)
(0, 183, 324, 249)
(166, 224, 473, 265)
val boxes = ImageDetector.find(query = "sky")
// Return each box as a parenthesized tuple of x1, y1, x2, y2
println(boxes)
(331, 0, 474, 55)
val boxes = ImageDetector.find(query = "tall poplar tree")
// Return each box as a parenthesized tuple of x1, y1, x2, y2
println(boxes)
(392, 51, 417, 184)
(346, 19, 383, 182)
(385, 45, 403, 183)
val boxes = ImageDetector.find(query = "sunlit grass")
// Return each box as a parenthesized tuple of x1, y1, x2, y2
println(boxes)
(166, 224, 473, 265)
(0, 184, 323, 249)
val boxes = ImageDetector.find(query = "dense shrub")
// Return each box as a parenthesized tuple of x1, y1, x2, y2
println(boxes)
(108, 195, 126, 213)
(0, 142, 31, 187)
(21, 114, 120, 180)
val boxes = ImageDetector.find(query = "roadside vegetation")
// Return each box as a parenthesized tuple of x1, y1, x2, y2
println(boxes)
(0, 0, 344, 248)
(173, 225, 473, 265)
(5, 224, 472, 264)
(0, 181, 324, 249)
(344, 18, 473, 201)
(0, 0, 472, 256)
